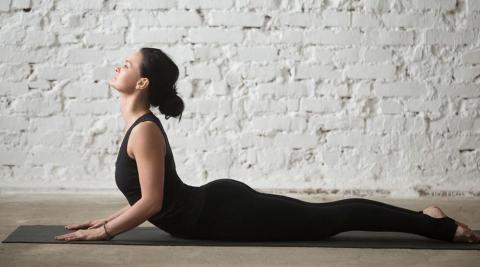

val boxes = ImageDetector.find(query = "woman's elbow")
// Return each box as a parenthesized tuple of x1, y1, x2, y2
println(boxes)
(141, 198, 163, 215)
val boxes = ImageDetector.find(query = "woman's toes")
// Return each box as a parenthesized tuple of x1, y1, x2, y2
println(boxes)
(454, 225, 480, 243)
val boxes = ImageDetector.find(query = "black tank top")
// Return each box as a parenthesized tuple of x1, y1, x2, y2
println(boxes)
(115, 111, 204, 237)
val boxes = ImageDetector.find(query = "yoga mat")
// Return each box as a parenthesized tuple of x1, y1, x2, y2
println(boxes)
(2, 225, 479, 250)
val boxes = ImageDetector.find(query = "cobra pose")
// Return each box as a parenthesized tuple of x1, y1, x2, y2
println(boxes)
(55, 48, 479, 243)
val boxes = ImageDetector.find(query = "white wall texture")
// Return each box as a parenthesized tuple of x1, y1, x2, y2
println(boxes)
(0, 0, 479, 198)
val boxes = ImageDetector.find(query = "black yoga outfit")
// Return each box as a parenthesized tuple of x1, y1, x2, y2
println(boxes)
(115, 111, 458, 242)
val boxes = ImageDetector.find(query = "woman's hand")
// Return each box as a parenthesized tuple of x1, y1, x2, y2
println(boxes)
(54, 227, 108, 241)
(64, 219, 108, 230)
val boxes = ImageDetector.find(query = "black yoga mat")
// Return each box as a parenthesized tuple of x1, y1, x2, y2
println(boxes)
(2, 225, 479, 250)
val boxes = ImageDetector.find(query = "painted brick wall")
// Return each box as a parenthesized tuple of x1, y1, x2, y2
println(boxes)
(0, 0, 479, 198)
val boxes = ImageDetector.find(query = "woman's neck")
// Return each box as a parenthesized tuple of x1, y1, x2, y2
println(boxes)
(119, 94, 150, 132)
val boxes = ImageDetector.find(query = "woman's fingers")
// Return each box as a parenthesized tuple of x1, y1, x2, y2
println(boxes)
(55, 231, 80, 241)
(87, 224, 101, 229)
(65, 221, 91, 230)
(55, 230, 87, 241)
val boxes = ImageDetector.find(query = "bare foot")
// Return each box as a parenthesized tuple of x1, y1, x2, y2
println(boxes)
(422, 205, 479, 243)
(453, 224, 480, 243)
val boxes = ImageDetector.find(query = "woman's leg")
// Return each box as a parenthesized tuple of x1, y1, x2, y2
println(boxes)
(191, 179, 458, 242)
(257, 191, 425, 214)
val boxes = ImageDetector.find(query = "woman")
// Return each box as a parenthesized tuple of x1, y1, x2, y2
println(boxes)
(55, 47, 479, 243)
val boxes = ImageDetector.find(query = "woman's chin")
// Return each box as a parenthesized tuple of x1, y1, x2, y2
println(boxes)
(107, 80, 117, 90)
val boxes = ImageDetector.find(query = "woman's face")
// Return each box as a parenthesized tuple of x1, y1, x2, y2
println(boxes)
(108, 50, 144, 93)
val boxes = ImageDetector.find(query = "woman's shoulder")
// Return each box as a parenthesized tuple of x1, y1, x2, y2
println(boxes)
(127, 119, 166, 159)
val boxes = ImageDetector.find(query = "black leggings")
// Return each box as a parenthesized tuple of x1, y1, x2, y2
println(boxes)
(188, 179, 458, 242)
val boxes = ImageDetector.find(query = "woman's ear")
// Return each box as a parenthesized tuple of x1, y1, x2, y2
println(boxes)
(136, 77, 149, 90)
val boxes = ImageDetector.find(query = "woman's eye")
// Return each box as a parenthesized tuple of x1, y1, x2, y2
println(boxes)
(124, 64, 128, 68)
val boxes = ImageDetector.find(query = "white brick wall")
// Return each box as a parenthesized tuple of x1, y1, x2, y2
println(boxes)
(0, 0, 479, 199)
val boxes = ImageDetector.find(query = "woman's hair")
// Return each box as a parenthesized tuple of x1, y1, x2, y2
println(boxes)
(139, 47, 184, 121)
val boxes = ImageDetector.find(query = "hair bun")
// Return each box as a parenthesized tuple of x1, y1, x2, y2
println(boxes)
(139, 47, 184, 121)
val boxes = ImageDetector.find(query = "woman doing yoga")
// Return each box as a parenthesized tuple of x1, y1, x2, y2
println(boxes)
(55, 48, 479, 243)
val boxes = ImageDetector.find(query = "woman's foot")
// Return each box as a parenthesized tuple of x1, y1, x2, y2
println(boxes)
(422, 205, 479, 243)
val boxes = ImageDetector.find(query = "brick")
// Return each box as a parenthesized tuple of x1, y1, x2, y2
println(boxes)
(278, 13, 322, 27)
(157, 10, 202, 26)
(335, 48, 359, 64)
(178, 0, 233, 9)
(37, 65, 82, 80)
(186, 63, 221, 80)
(364, 0, 391, 13)
(243, 64, 277, 81)
(466, 12, 480, 29)
(425, 30, 475, 45)
(467, 0, 480, 12)
(352, 81, 373, 97)
(352, 12, 380, 28)
(24, 30, 56, 48)
(31, 116, 72, 131)
(0, 149, 27, 165)
(247, 30, 303, 44)
(453, 66, 480, 82)
(382, 13, 436, 28)
(326, 131, 365, 147)
(412, 0, 457, 11)
(345, 64, 396, 80)
(117, 0, 176, 10)
(316, 84, 349, 97)
(462, 50, 480, 63)
(405, 116, 427, 134)
(374, 81, 427, 97)
(366, 30, 415, 45)
(0, 0, 10, 11)
(56, 0, 104, 10)
(85, 32, 125, 47)
(209, 12, 264, 27)
(363, 48, 392, 62)
(254, 83, 309, 98)
(11, 91, 62, 116)
(63, 82, 109, 99)
(204, 151, 232, 169)
(300, 97, 342, 113)
(322, 10, 350, 27)
(131, 29, 186, 44)
(274, 133, 317, 148)
(0, 82, 28, 96)
(237, 46, 278, 62)
(66, 99, 117, 115)
(4, 47, 53, 64)
(162, 45, 195, 63)
(66, 49, 105, 64)
(0, 116, 28, 130)
(0, 27, 25, 45)
(379, 99, 403, 114)
(305, 29, 362, 45)
(30, 147, 83, 165)
(12, 0, 30, 9)
(436, 84, 480, 98)
(366, 116, 405, 132)
(295, 64, 342, 80)
(257, 148, 286, 168)
(190, 99, 231, 115)
(189, 28, 243, 44)
(250, 116, 290, 131)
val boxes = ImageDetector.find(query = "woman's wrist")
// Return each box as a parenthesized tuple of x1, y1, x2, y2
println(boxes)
(102, 221, 114, 240)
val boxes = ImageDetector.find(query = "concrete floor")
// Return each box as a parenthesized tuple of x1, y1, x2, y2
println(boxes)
(0, 193, 479, 267)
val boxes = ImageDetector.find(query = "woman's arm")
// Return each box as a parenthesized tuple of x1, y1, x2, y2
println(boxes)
(103, 121, 165, 237)
(103, 199, 161, 237)
(105, 204, 130, 222)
